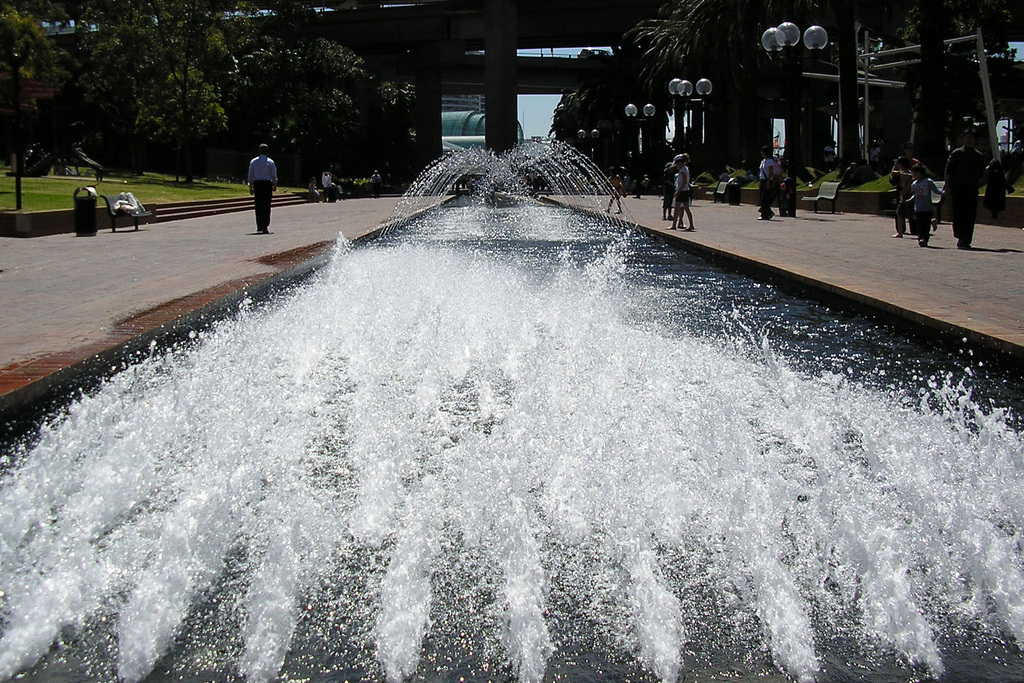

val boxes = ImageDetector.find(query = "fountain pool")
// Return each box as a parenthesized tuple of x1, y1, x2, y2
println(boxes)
(1, 148, 1023, 683)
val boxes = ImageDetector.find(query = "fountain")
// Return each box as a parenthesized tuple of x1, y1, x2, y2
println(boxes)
(1, 144, 1023, 683)
(388, 141, 624, 224)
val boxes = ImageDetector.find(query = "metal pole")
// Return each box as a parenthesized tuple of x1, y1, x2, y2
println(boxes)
(672, 95, 681, 154)
(13, 62, 22, 211)
(976, 30, 1000, 161)
(862, 31, 870, 160)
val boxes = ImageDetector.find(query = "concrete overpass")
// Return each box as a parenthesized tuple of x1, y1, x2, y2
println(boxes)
(305, 0, 663, 164)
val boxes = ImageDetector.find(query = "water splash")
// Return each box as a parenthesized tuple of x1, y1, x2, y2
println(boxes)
(388, 141, 622, 226)
(1, 171, 1023, 683)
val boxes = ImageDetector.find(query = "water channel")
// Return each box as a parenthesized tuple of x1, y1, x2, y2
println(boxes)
(1, 146, 1023, 683)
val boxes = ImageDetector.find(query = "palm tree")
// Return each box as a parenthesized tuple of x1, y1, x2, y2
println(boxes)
(551, 46, 668, 179)
(628, 0, 825, 174)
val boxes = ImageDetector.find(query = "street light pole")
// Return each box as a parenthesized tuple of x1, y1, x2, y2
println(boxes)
(668, 78, 692, 154)
(624, 102, 656, 180)
(669, 78, 712, 159)
(577, 127, 599, 161)
(10, 50, 25, 211)
(761, 22, 828, 217)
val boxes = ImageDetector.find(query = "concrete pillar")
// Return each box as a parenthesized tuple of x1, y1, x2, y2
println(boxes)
(415, 59, 443, 170)
(484, 0, 518, 153)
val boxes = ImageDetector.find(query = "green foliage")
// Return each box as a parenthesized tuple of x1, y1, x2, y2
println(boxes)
(372, 81, 417, 181)
(0, 2, 66, 85)
(139, 66, 228, 146)
(225, 35, 365, 159)
(81, 0, 241, 180)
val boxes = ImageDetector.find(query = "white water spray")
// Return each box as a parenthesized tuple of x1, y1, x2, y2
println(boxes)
(1, 148, 1023, 683)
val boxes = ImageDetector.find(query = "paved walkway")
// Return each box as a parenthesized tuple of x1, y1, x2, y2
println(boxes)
(1, 192, 1022, 414)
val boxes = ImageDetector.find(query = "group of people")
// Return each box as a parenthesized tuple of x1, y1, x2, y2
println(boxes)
(888, 131, 1015, 249)
(246, 144, 385, 234)
(889, 155, 942, 247)
(606, 153, 696, 230)
(251, 136, 1015, 244)
(306, 170, 384, 203)
(654, 154, 695, 230)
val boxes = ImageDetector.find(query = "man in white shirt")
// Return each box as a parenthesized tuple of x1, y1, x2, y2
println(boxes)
(247, 144, 278, 234)
(758, 145, 780, 220)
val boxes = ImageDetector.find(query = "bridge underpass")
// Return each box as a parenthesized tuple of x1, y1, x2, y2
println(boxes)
(305, 0, 663, 165)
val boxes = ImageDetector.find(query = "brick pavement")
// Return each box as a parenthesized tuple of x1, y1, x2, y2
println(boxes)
(2, 191, 1022, 415)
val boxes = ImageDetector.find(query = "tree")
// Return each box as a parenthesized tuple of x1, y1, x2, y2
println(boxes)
(225, 35, 365, 166)
(551, 46, 668, 179)
(220, 1, 370, 178)
(82, 0, 237, 182)
(628, 0, 826, 174)
(0, 1, 67, 195)
(372, 80, 417, 182)
(0, 1, 66, 83)
(79, 0, 158, 174)
(901, 0, 1018, 170)
(144, 0, 235, 181)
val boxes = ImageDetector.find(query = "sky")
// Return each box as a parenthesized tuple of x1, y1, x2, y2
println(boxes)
(518, 94, 563, 139)
(515, 48, 597, 139)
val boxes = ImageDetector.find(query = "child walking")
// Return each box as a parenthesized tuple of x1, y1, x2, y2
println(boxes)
(905, 164, 943, 247)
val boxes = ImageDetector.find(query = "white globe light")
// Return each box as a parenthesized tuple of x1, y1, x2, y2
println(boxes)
(696, 78, 713, 96)
(803, 25, 829, 50)
(776, 21, 800, 47)
(624, 103, 638, 117)
(642, 103, 656, 117)
(577, 129, 587, 138)
(678, 80, 693, 96)
(761, 27, 781, 52)
(591, 128, 600, 139)
(668, 78, 683, 95)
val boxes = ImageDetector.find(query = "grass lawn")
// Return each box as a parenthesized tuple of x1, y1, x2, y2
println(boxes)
(0, 170, 302, 212)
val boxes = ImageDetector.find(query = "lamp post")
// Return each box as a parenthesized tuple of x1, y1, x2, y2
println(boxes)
(624, 102, 656, 180)
(577, 127, 599, 161)
(668, 77, 712, 156)
(8, 49, 25, 210)
(761, 21, 828, 217)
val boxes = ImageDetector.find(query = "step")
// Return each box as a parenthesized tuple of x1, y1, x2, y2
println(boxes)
(150, 193, 306, 223)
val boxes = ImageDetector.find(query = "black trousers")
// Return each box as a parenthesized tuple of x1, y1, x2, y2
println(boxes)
(759, 180, 777, 218)
(915, 210, 933, 245)
(949, 183, 979, 247)
(252, 180, 274, 232)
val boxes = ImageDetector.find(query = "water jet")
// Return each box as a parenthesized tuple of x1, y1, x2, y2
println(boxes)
(1, 144, 1023, 683)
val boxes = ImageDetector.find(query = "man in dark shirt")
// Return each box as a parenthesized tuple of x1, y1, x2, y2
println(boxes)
(943, 131, 987, 249)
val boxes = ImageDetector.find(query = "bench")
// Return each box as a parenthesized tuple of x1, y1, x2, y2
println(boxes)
(800, 180, 840, 213)
(101, 194, 153, 231)
(709, 181, 729, 203)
